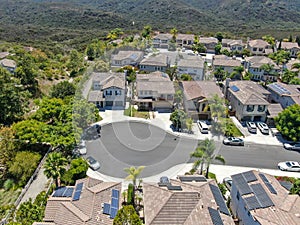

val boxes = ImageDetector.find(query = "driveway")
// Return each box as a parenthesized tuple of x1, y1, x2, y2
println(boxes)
(86, 121, 198, 178)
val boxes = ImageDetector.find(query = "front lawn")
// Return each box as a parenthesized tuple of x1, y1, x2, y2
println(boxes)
(124, 106, 150, 119)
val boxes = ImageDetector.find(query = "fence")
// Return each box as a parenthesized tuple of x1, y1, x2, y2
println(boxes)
(0, 146, 52, 225)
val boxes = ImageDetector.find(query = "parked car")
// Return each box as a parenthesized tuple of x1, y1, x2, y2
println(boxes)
(246, 121, 257, 133)
(256, 122, 269, 135)
(284, 142, 300, 151)
(197, 120, 209, 134)
(278, 161, 300, 172)
(223, 137, 244, 146)
(223, 177, 232, 191)
(86, 156, 101, 170)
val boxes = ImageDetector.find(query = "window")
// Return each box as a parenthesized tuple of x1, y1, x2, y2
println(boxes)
(246, 105, 254, 112)
(257, 105, 265, 112)
(236, 191, 240, 200)
(115, 90, 121, 95)
(253, 47, 257, 51)
(259, 48, 263, 52)
(106, 90, 112, 95)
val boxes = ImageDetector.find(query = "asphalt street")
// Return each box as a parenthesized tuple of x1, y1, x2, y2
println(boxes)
(86, 121, 300, 178)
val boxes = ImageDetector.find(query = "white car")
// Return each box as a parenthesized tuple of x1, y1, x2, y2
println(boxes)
(223, 137, 244, 146)
(283, 142, 300, 151)
(86, 156, 101, 170)
(278, 161, 300, 172)
(78, 140, 87, 155)
(246, 121, 257, 133)
(256, 122, 269, 135)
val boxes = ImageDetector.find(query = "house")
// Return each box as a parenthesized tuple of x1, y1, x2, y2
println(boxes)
(143, 175, 235, 225)
(0, 58, 17, 73)
(267, 82, 300, 108)
(213, 56, 242, 74)
(247, 39, 271, 55)
(225, 80, 270, 122)
(176, 34, 195, 49)
(181, 81, 223, 120)
(152, 33, 173, 49)
(88, 72, 126, 108)
(221, 39, 244, 52)
(244, 56, 280, 82)
(139, 54, 170, 72)
(199, 37, 218, 53)
(43, 177, 122, 225)
(231, 170, 300, 225)
(134, 71, 175, 111)
(266, 103, 283, 126)
(111, 50, 144, 67)
(277, 41, 300, 58)
(177, 56, 205, 80)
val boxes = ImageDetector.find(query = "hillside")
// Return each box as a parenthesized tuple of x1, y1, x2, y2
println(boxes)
(0, 0, 300, 47)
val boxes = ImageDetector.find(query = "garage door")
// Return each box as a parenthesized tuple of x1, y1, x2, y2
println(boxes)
(106, 101, 113, 106)
(115, 101, 123, 106)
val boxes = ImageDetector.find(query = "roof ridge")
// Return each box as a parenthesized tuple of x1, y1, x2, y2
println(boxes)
(61, 202, 90, 222)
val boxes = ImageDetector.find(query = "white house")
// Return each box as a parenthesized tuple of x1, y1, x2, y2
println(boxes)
(111, 51, 144, 67)
(277, 41, 300, 58)
(88, 72, 126, 108)
(177, 56, 205, 80)
(247, 39, 271, 55)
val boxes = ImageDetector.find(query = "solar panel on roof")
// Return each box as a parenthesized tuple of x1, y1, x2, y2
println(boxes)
(230, 85, 240, 92)
(75, 182, 83, 192)
(279, 181, 293, 191)
(167, 185, 182, 191)
(103, 203, 110, 215)
(53, 187, 66, 197)
(244, 196, 261, 210)
(209, 184, 230, 216)
(111, 198, 119, 208)
(232, 174, 252, 195)
(242, 171, 257, 183)
(208, 207, 224, 225)
(112, 189, 119, 198)
(62, 187, 74, 197)
(178, 176, 207, 182)
(73, 191, 81, 201)
(259, 173, 277, 195)
(250, 183, 274, 208)
(110, 207, 118, 219)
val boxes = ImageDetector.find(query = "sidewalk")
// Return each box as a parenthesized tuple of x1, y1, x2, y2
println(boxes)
(87, 163, 300, 191)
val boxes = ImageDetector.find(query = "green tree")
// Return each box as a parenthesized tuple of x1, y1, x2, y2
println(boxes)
(50, 81, 76, 99)
(170, 109, 187, 130)
(215, 32, 224, 42)
(214, 67, 226, 81)
(262, 35, 275, 48)
(180, 73, 192, 81)
(190, 143, 205, 175)
(0, 67, 29, 125)
(67, 49, 84, 76)
(275, 104, 300, 141)
(170, 27, 178, 42)
(290, 178, 300, 195)
(215, 43, 222, 55)
(296, 36, 300, 46)
(281, 69, 297, 84)
(113, 205, 142, 225)
(141, 25, 152, 40)
(185, 118, 193, 133)
(124, 166, 145, 187)
(268, 50, 290, 65)
(191, 138, 225, 178)
(260, 63, 275, 76)
(9, 151, 41, 186)
(174, 89, 183, 105)
(127, 183, 134, 205)
(166, 66, 177, 81)
(106, 28, 124, 41)
(230, 66, 244, 80)
(0, 127, 17, 179)
(62, 157, 88, 185)
(44, 152, 67, 187)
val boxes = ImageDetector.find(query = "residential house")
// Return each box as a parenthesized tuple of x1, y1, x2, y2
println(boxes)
(221, 39, 244, 52)
(244, 56, 280, 82)
(177, 56, 205, 80)
(143, 175, 235, 225)
(213, 56, 242, 74)
(181, 81, 223, 120)
(88, 72, 126, 108)
(277, 41, 300, 58)
(152, 33, 173, 49)
(225, 80, 270, 122)
(267, 82, 300, 108)
(284, 59, 300, 78)
(139, 53, 170, 72)
(266, 103, 283, 127)
(199, 37, 218, 53)
(231, 170, 300, 225)
(176, 34, 195, 49)
(134, 71, 175, 111)
(247, 39, 271, 55)
(111, 50, 144, 67)
(43, 177, 122, 225)
(0, 58, 17, 73)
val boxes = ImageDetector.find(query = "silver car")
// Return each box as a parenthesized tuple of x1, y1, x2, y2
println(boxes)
(284, 142, 300, 151)
(223, 137, 244, 146)
(86, 156, 101, 170)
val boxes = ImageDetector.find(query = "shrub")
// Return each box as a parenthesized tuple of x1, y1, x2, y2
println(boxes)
(3, 179, 15, 191)
(127, 183, 134, 205)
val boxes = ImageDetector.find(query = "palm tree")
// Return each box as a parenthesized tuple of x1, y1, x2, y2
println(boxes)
(185, 118, 193, 134)
(44, 152, 67, 187)
(191, 138, 225, 178)
(281, 69, 297, 84)
(190, 144, 205, 175)
(124, 166, 145, 187)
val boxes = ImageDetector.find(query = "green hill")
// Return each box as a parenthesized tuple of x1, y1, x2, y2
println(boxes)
(0, 0, 299, 46)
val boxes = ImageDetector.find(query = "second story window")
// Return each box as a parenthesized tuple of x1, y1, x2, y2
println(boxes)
(115, 90, 121, 95)
(106, 90, 112, 95)
(246, 105, 254, 112)
(257, 105, 265, 112)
